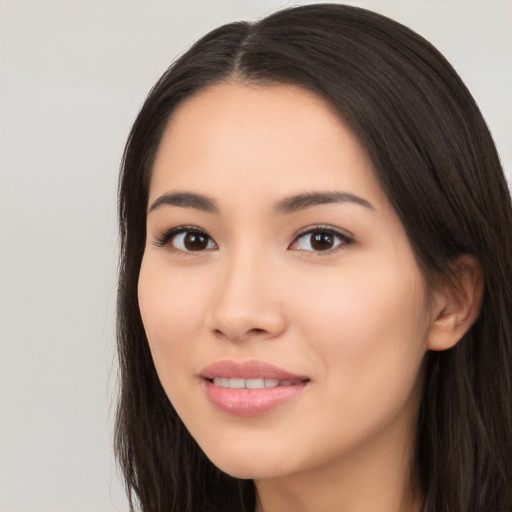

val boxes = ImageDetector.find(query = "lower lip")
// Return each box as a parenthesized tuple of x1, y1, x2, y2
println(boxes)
(203, 380, 307, 417)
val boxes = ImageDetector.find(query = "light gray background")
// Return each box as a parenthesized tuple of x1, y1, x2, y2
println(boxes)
(0, 1, 510, 511)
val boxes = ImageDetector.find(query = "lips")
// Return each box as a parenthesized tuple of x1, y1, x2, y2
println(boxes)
(200, 360, 310, 417)
(212, 377, 301, 389)
(201, 359, 309, 381)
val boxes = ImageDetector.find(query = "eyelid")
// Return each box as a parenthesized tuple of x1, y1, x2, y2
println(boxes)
(289, 225, 354, 253)
(153, 225, 217, 251)
(152, 224, 353, 254)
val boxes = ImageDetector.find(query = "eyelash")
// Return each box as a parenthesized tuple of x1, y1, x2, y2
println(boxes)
(153, 225, 215, 251)
(291, 225, 354, 255)
(153, 225, 354, 255)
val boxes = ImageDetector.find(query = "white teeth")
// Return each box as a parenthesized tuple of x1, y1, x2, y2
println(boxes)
(246, 378, 265, 389)
(212, 377, 297, 389)
(229, 378, 245, 389)
(216, 377, 229, 387)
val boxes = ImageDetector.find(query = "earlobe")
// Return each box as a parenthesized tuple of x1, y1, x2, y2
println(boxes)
(427, 255, 484, 351)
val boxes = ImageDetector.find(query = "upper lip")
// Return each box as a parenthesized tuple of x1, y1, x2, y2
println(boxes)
(200, 359, 309, 381)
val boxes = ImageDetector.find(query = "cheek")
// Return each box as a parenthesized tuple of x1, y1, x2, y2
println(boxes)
(290, 256, 429, 402)
(297, 256, 427, 338)
(137, 256, 209, 376)
(282, 263, 429, 462)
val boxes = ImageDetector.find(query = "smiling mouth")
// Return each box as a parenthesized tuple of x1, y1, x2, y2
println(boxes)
(200, 360, 310, 416)
(209, 377, 308, 389)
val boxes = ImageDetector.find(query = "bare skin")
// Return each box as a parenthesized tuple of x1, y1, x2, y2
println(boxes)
(138, 82, 483, 512)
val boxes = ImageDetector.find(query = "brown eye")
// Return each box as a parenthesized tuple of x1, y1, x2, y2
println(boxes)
(291, 227, 353, 253)
(310, 232, 335, 251)
(182, 232, 210, 251)
(156, 228, 217, 252)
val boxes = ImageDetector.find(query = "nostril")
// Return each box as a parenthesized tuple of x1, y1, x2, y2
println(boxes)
(213, 326, 270, 341)
(249, 328, 266, 335)
(208, 307, 286, 341)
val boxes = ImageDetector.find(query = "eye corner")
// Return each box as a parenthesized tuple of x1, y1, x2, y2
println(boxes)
(152, 225, 218, 253)
(289, 225, 354, 255)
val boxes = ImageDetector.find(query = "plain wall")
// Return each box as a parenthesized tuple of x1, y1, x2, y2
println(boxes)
(0, 1, 510, 511)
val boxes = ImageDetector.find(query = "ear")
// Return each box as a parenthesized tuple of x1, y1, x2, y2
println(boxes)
(427, 255, 484, 351)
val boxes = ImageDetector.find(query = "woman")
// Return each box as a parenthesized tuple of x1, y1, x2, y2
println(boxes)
(115, 4, 512, 511)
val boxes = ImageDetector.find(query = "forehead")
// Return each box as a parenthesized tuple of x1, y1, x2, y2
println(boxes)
(149, 82, 386, 210)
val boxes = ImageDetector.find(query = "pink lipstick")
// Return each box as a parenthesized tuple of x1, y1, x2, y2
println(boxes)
(200, 360, 309, 417)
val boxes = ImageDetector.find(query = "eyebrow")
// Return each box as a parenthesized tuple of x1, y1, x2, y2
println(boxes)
(274, 191, 375, 214)
(148, 190, 375, 215)
(148, 192, 219, 213)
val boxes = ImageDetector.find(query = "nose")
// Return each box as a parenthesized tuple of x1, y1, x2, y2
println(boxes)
(206, 248, 287, 343)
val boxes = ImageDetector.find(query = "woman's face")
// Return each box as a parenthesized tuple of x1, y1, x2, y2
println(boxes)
(138, 83, 435, 481)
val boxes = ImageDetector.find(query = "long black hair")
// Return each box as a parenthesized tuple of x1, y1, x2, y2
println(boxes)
(116, 4, 512, 511)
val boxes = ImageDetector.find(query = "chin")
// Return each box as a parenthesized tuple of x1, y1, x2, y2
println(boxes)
(214, 462, 286, 481)
(201, 444, 294, 481)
